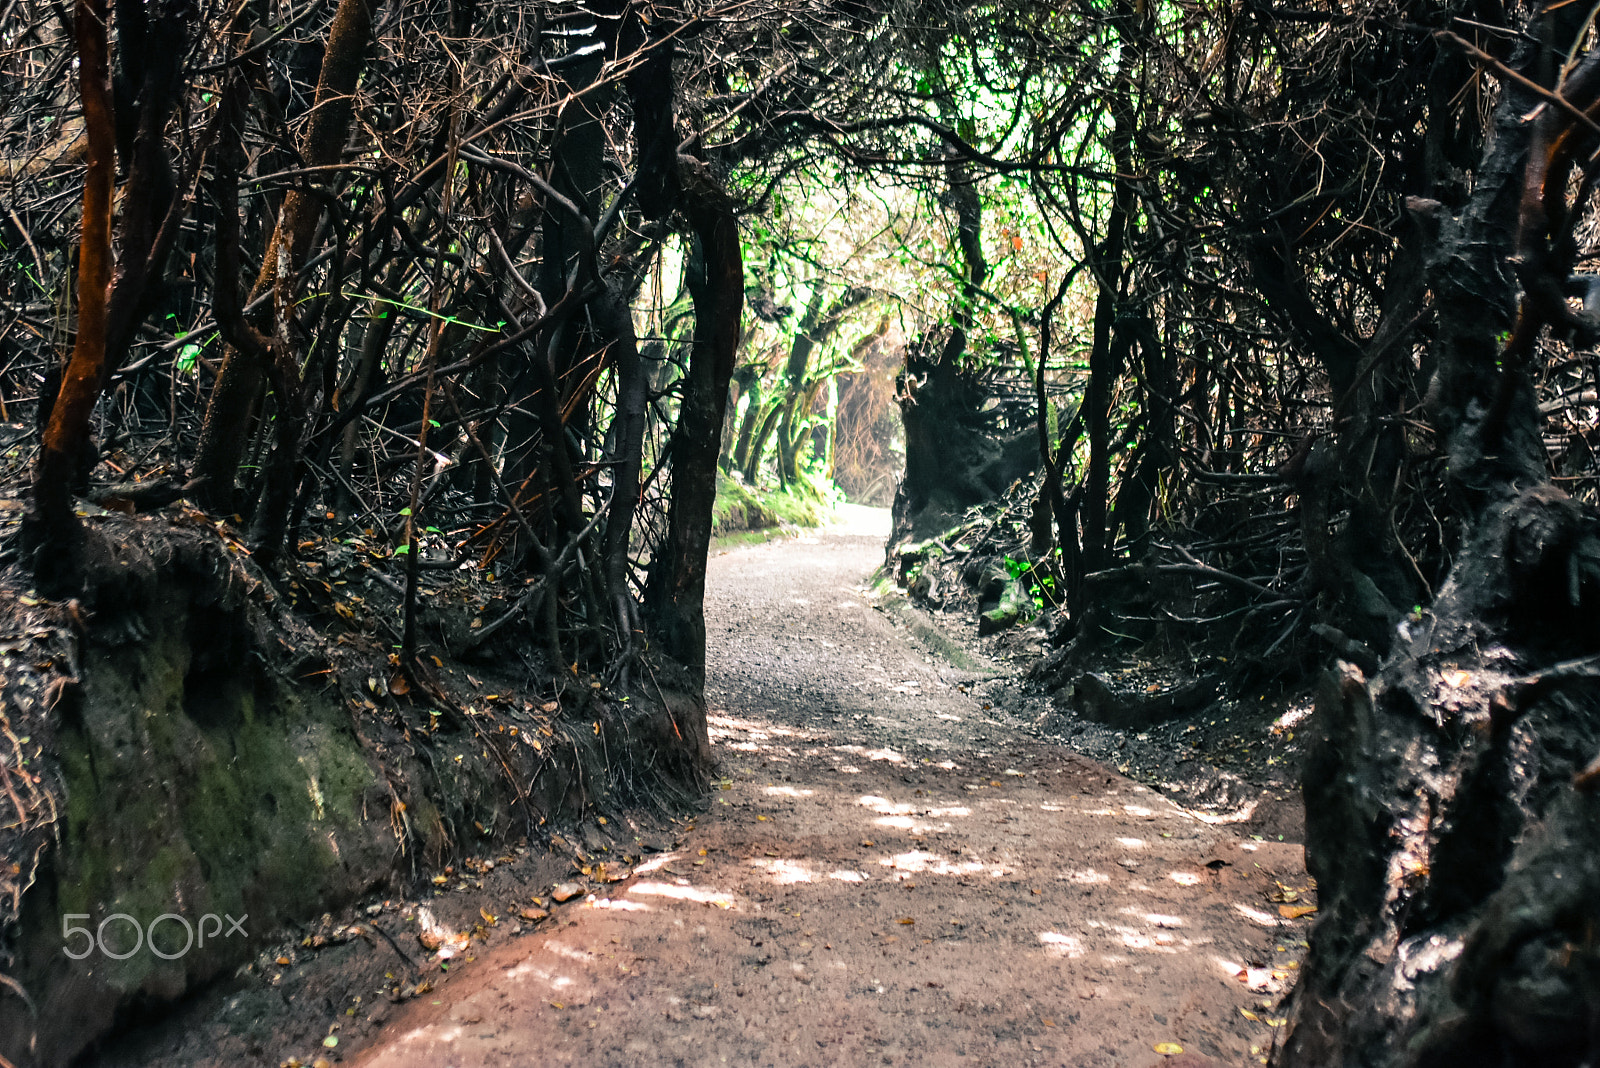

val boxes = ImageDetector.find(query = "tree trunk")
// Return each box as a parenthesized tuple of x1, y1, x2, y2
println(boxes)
(23, 0, 115, 589)
(1281, 16, 1600, 1065)
(645, 160, 742, 696)
(191, 0, 376, 518)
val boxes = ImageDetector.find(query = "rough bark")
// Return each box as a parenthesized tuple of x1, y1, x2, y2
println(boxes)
(23, 0, 115, 588)
(191, 0, 376, 518)
(1281, 16, 1600, 1065)
(645, 157, 742, 701)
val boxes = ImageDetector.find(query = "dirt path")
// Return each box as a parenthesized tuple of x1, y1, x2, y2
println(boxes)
(351, 509, 1309, 1067)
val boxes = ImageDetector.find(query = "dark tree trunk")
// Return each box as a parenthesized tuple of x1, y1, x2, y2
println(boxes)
(191, 0, 376, 519)
(23, 0, 115, 589)
(645, 161, 742, 701)
(1281, 16, 1600, 1065)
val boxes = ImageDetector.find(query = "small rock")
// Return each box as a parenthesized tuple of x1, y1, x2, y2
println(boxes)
(520, 907, 550, 922)
(551, 882, 583, 903)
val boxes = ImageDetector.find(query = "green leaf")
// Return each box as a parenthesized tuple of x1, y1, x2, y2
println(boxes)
(398, 506, 412, 516)
(393, 544, 410, 555)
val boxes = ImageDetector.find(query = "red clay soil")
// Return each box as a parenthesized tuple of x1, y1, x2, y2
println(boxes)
(347, 509, 1311, 1068)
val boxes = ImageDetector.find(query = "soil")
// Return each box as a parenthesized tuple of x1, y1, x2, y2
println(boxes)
(88, 506, 1313, 1068)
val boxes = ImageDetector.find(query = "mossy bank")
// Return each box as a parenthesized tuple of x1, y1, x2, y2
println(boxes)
(0, 512, 708, 1067)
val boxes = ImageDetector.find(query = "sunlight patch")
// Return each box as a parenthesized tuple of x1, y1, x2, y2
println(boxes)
(857, 795, 916, 814)
(591, 898, 651, 911)
(1037, 931, 1086, 959)
(752, 858, 815, 884)
(1233, 903, 1281, 926)
(502, 959, 573, 989)
(1064, 868, 1111, 885)
(1169, 871, 1203, 887)
(1116, 837, 1146, 849)
(544, 941, 598, 963)
(628, 881, 738, 907)
(765, 785, 814, 798)
(829, 870, 867, 882)
(880, 850, 993, 877)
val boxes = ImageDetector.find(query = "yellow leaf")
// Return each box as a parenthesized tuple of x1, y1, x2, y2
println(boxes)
(597, 817, 608, 825)
(757, 815, 769, 822)
(550, 1001, 564, 1009)
(1279, 904, 1318, 919)
(1153, 1042, 1184, 1056)
(1240, 1008, 1259, 1021)
(897, 917, 915, 925)
(593, 721, 600, 735)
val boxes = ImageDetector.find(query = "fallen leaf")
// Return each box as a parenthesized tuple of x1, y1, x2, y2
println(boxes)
(551, 882, 583, 903)
(520, 907, 550, 922)
(897, 917, 915, 925)
(1279, 904, 1318, 919)
(1153, 1042, 1184, 1055)
(861, 839, 875, 847)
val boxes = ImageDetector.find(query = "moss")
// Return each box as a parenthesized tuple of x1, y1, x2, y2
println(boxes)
(39, 593, 390, 1011)
(713, 471, 837, 534)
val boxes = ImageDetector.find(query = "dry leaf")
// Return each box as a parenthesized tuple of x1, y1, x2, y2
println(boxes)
(1279, 904, 1317, 919)
(897, 917, 915, 925)
(1153, 1042, 1184, 1055)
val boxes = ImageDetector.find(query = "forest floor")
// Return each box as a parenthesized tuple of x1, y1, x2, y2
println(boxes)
(338, 507, 1311, 1068)
(94, 507, 1313, 1068)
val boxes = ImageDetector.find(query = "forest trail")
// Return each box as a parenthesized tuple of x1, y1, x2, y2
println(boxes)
(351, 509, 1309, 1068)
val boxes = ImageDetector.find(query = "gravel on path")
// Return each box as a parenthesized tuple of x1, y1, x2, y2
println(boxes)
(352, 508, 1309, 1068)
